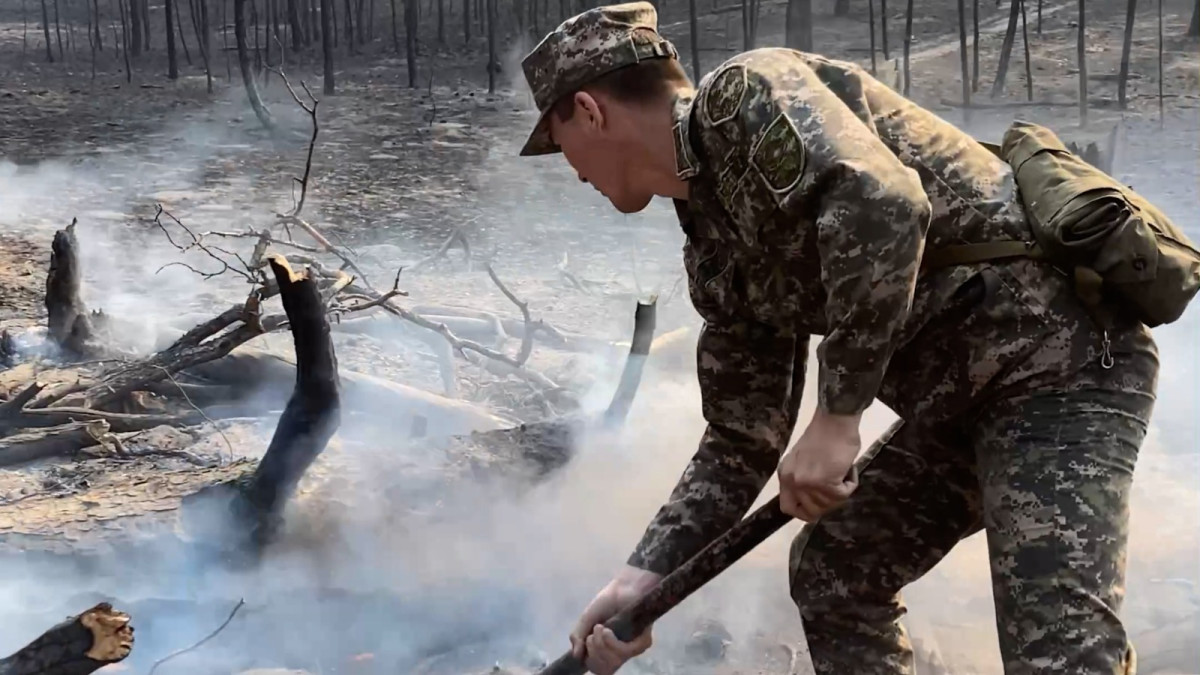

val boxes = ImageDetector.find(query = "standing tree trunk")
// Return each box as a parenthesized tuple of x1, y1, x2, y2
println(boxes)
(880, 0, 889, 59)
(235, 0, 275, 128)
(40, 0, 55, 61)
(437, 0, 444, 43)
(1189, 0, 1199, 36)
(462, 0, 469, 42)
(92, 0, 103, 48)
(990, 0, 1022, 97)
(354, 0, 364, 45)
(53, 0, 65, 60)
(1077, 0, 1088, 125)
(1157, 0, 1163, 123)
(67, 0, 79, 58)
(404, 0, 416, 86)
(116, 0, 131, 80)
(176, 0, 193, 65)
(129, 0, 142, 53)
(140, 0, 150, 48)
(390, 0, 399, 50)
(868, 0, 877, 73)
(958, 0, 971, 109)
(1020, 0, 1033, 99)
(972, 0, 980, 90)
(343, 0, 353, 52)
(1118, 0, 1137, 108)
(784, 0, 813, 51)
(288, 0, 304, 46)
(903, 0, 913, 94)
(688, 0, 701, 80)
(23, 0, 29, 56)
(834, 0, 848, 15)
(166, 0, 179, 77)
(487, 0, 496, 91)
(320, 0, 334, 93)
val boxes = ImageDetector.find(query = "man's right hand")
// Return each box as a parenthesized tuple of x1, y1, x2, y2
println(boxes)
(569, 565, 663, 674)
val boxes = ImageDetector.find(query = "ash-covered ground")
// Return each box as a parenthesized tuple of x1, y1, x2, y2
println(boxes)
(0, 0, 1197, 672)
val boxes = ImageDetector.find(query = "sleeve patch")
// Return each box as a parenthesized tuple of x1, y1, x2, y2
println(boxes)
(751, 113, 807, 195)
(702, 64, 748, 127)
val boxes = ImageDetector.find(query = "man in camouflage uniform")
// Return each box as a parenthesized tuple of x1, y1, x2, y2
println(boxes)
(517, 3, 1159, 674)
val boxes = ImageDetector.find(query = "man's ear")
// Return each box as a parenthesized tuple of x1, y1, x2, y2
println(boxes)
(573, 90, 605, 131)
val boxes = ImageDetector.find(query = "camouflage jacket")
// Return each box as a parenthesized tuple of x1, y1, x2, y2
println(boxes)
(628, 49, 1046, 575)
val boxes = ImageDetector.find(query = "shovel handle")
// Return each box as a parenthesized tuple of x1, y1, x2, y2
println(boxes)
(534, 495, 793, 675)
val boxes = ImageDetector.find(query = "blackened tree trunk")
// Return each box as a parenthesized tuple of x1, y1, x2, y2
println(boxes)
(973, 0, 980, 90)
(176, 0, 193, 65)
(487, 0, 496, 92)
(117, 0, 132, 80)
(1020, 0, 1033, 100)
(404, 0, 417, 86)
(462, 0, 469, 42)
(784, 0, 812, 51)
(320, 0, 334, 93)
(1118, 0, 1137, 108)
(343, 0, 353, 52)
(129, 0, 142, 53)
(288, 0, 303, 45)
(235, 0, 275, 128)
(903, 0, 913, 94)
(93, 0, 103, 48)
(688, 0, 701, 80)
(53, 0, 65, 60)
(990, 0, 1022, 97)
(1190, 0, 1199, 36)
(1077, 0, 1088, 125)
(40, 0, 55, 61)
(141, 0, 150, 48)
(166, 0, 179, 77)
(437, 0, 444, 43)
(958, 0, 971, 108)
(390, 0, 399, 50)
(868, 0, 877, 72)
(834, 0, 848, 15)
(880, 0, 889, 58)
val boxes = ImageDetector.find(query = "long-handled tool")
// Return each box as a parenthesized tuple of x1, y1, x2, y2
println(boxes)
(534, 493, 794, 675)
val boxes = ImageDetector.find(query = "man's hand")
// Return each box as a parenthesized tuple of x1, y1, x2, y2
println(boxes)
(569, 565, 662, 674)
(778, 409, 862, 522)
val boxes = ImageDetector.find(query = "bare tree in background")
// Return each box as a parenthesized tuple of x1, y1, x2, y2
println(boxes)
(462, 0, 469, 43)
(141, 0, 150, 48)
(235, 0, 275, 128)
(176, 0, 193, 66)
(321, 0, 335, 93)
(688, 0, 700, 80)
(1077, 0, 1088, 125)
(958, 0, 971, 109)
(129, 0, 142, 54)
(880, 0, 889, 59)
(405, 0, 418, 87)
(972, 0, 980, 90)
(1190, 0, 1199, 36)
(1117, 0, 1137, 108)
(903, 0, 913, 94)
(93, 0, 103, 49)
(40, 0, 55, 61)
(868, 0, 877, 73)
(487, 0, 497, 92)
(1020, 0, 1033, 99)
(785, 0, 812, 51)
(166, 0, 180, 77)
(834, 0, 848, 16)
(53, 0, 64, 60)
(991, 0, 1022, 97)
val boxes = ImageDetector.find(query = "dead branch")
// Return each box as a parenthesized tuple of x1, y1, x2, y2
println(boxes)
(147, 598, 243, 675)
(408, 227, 473, 272)
(485, 264, 534, 367)
(0, 382, 45, 420)
(602, 297, 657, 428)
(0, 602, 133, 675)
(0, 420, 107, 466)
(153, 206, 258, 285)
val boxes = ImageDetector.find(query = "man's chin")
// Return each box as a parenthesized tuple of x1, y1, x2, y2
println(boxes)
(609, 194, 653, 214)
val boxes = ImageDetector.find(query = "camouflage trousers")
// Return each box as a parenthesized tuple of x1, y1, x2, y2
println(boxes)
(788, 326, 1158, 674)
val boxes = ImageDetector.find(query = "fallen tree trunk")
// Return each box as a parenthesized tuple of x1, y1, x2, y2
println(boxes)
(45, 219, 97, 356)
(0, 602, 133, 675)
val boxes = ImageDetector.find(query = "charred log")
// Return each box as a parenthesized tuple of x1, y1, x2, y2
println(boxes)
(0, 603, 133, 675)
(45, 219, 98, 356)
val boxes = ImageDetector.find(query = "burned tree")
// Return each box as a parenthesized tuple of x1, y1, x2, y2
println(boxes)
(45, 219, 101, 357)
(166, 0, 180, 78)
(235, 0, 275, 128)
(784, 0, 812, 51)
(991, 0, 1023, 97)
(0, 603, 133, 675)
(40, 0, 54, 61)
(1118, 0, 1138, 108)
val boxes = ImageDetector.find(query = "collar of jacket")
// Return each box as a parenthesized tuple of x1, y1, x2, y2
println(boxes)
(671, 92, 701, 180)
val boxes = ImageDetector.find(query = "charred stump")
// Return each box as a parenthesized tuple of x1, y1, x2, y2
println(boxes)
(45, 219, 96, 356)
(185, 254, 340, 551)
(0, 603, 133, 675)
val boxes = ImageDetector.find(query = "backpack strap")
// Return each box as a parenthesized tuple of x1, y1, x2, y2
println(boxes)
(920, 240, 1042, 276)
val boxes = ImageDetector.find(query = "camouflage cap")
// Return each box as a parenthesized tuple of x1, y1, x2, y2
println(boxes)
(519, 1, 679, 157)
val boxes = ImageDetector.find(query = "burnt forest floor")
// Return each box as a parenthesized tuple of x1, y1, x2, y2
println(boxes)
(0, 0, 1198, 673)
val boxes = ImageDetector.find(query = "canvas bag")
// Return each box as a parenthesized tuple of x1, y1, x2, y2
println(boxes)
(922, 120, 1200, 328)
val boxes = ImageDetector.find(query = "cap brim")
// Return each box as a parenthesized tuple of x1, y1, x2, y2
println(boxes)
(519, 109, 561, 157)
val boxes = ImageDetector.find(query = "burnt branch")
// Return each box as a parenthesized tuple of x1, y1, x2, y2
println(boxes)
(485, 264, 534, 367)
(153, 206, 257, 285)
(0, 603, 133, 675)
(147, 599, 243, 675)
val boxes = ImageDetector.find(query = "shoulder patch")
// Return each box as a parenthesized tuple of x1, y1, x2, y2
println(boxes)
(702, 65, 747, 127)
(750, 113, 807, 194)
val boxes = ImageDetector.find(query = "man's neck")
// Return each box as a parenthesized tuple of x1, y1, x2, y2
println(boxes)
(630, 84, 693, 202)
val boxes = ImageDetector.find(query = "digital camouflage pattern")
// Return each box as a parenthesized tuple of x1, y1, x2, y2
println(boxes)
(518, 1, 678, 156)
(515, 7, 1159, 672)
(622, 49, 1159, 673)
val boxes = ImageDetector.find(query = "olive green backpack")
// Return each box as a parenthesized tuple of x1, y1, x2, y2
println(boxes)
(923, 120, 1200, 328)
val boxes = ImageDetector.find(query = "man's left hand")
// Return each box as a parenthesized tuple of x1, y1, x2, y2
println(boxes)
(777, 410, 862, 522)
